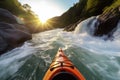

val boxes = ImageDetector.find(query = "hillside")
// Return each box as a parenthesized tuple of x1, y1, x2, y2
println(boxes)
(0, 0, 42, 33)
(1, 0, 120, 33)
(47, 0, 120, 32)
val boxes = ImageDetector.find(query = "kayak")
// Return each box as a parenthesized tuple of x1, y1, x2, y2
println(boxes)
(43, 48, 86, 80)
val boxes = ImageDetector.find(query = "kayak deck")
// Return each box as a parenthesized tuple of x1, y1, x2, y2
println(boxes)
(43, 48, 85, 80)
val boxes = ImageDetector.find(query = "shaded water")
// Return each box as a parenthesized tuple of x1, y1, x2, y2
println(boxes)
(1, 17, 120, 80)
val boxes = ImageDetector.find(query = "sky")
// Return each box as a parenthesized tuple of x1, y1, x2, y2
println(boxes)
(18, 0, 79, 23)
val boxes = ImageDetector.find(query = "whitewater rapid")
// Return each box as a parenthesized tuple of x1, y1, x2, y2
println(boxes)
(0, 17, 120, 80)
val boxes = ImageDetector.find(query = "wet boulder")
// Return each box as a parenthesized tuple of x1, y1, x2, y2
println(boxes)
(0, 22, 32, 54)
(0, 37, 8, 54)
(94, 7, 120, 38)
(0, 8, 17, 23)
(0, 8, 32, 54)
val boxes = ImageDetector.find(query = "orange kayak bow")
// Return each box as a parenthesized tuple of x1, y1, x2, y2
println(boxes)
(43, 48, 85, 80)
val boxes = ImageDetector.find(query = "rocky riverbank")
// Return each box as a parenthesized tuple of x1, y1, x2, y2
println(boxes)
(0, 8, 32, 54)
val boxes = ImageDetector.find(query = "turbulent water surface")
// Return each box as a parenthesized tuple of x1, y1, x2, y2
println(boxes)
(0, 17, 120, 80)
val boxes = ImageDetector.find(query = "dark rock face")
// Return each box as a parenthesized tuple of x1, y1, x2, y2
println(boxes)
(0, 37, 8, 54)
(0, 22, 31, 44)
(94, 7, 120, 37)
(0, 8, 32, 55)
(0, 8, 17, 23)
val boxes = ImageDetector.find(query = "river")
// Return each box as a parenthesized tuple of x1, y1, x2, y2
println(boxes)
(0, 17, 120, 80)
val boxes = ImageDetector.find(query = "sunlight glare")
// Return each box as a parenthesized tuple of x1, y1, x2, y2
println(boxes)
(38, 1, 62, 23)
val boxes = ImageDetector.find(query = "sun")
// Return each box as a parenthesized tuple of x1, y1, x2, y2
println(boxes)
(37, 1, 62, 24)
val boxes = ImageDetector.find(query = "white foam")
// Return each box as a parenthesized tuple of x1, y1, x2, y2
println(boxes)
(0, 16, 120, 79)
(0, 42, 36, 79)
(74, 16, 99, 35)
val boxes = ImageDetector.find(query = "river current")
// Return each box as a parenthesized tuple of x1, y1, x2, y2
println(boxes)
(0, 17, 120, 80)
